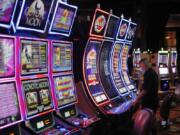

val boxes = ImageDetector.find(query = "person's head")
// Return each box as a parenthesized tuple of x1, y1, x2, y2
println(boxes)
(139, 58, 152, 73)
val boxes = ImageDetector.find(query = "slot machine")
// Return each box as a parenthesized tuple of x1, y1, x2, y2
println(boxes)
(99, 13, 129, 105)
(0, 35, 23, 135)
(18, 37, 78, 135)
(116, 19, 137, 99)
(170, 49, 179, 87)
(158, 49, 170, 91)
(50, 40, 99, 129)
(48, 0, 100, 130)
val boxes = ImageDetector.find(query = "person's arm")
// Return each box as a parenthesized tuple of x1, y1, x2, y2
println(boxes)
(132, 90, 146, 106)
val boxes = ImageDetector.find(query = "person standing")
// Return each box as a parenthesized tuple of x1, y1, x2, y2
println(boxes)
(132, 58, 159, 113)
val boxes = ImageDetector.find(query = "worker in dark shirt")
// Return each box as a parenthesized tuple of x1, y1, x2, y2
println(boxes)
(133, 58, 159, 113)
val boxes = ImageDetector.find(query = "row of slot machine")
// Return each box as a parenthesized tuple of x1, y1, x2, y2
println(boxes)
(0, 0, 137, 135)
(132, 48, 179, 91)
(82, 6, 137, 116)
(0, 0, 95, 135)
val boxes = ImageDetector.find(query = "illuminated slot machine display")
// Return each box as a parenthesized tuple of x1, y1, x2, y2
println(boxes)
(0, 0, 17, 29)
(158, 50, 170, 91)
(110, 41, 131, 98)
(18, 37, 76, 135)
(15, 0, 54, 33)
(99, 40, 120, 100)
(100, 40, 134, 115)
(89, 8, 109, 38)
(0, 35, 23, 135)
(49, 1, 99, 130)
(118, 21, 137, 98)
(121, 44, 136, 92)
(83, 38, 110, 114)
(170, 49, 179, 86)
(102, 14, 133, 101)
(99, 14, 124, 100)
(48, 0, 77, 37)
(51, 40, 99, 129)
(100, 13, 133, 104)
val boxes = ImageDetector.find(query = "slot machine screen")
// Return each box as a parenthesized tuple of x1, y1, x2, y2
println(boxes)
(158, 53, 168, 67)
(125, 22, 137, 42)
(16, 0, 54, 33)
(0, 0, 17, 28)
(111, 42, 128, 94)
(53, 74, 77, 108)
(121, 45, 129, 70)
(90, 9, 109, 37)
(84, 39, 108, 104)
(0, 36, 15, 77)
(116, 19, 129, 41)
(52, 41, 72, 72)
(22, 78, 53, 118)
(20, 38, 48, 75)
(121, 45, 131, 85)
(172, 67, 176, 74)
(99, 40, 119, 99)
(49, 1, 77, 36)
(0, 82, 21, 129)
(159, 68, 169, 75)
(104, 15, 120, 39)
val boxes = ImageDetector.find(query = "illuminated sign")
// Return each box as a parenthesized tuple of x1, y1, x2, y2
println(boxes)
(116, 19, 129, 41)
(90, 9, 109, 37)
(16, 0, 54, 33)
(0, 0, 17, 28)
(49, 1, 77, 36)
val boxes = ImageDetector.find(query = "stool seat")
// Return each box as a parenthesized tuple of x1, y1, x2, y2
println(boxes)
(133, 108, 154, 135)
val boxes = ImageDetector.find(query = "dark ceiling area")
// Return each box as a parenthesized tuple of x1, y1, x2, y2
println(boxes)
(68, 0, 180, 52)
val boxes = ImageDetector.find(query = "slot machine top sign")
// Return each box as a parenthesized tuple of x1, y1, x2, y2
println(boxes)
(90, 9, 109, 38)
(125, 22, 137, 42)
(49, 1, 77, 36)
(0, 0, 17, 28)
(16, 0, 54, 33)
(116, 19, 129, 41)
(104, 14, 120, 39)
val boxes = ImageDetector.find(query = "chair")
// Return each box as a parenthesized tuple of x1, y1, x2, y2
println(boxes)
(133, 108, 154, 135)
